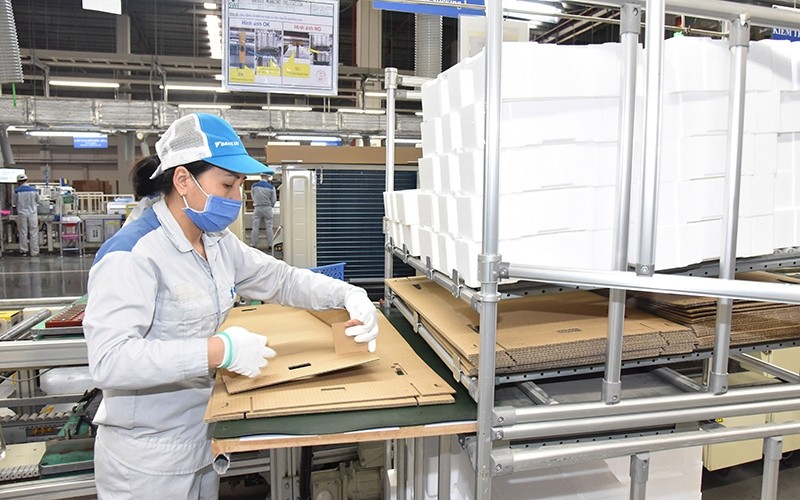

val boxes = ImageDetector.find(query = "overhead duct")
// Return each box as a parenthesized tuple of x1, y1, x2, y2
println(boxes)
(0, 0, 23, 84)
(415, 13, 442, 78)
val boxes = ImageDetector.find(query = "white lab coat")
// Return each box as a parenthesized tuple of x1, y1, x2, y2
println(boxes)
(84, 199, 355, 496)
(12, 183, 39, 255)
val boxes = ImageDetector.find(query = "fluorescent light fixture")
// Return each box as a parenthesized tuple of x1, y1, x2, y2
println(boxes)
(398, 90, 422, 100)
(161, 83, 230, 93)
(503, 0, 562, 24)
(206, 15, 222, 59)
(267, 141, 301, 146)
(337, 108, 385, 115)
(275, 135, 342, 142)
(415, 111, 424, 116)
(27, 131, 105, 138)
(364, 91, 386, 98)
(49, 79, 120, 89)
(214, 74, 224, 81)
(176, 103, 231, 109)
(394, 138, 422, 144)
(6, 126, 30, 132)
(261, 105, 313, 112)
(203, 2, 217, 9)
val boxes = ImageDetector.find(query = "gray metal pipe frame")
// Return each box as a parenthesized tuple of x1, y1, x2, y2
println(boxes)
(413, 437, 424, 499)
(709, 16, 750, 396)
(603, 3, 641, 406)
(391, 247, 479, 306)
(384, 67, 398, 316)
(496, 397, 800, 441)
(475, 2, 503, 499)
(0, 339, 88, 369)
(438, 435, 451, 499)
(0, 309, 51, 342)
(505, 264, 800, 304)
(635, 0, 665, 276)
(497, 383, 800, 426)
(731, 353, 800, 384)
(492, 421, 800, 475)
(629, 452, 650, 500)
(0, 127, 15, 167)
(762, 436, 782, 500)
(0, 297, 80, 308)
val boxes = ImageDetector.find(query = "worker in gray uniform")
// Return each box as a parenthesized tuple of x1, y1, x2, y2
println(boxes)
(250, 171, 276, 251)
(83, 113, 378, 500)
(11, 174, 40, 256)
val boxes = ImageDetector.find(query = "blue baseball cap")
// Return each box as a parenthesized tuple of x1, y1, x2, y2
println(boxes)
(152, 113, 270, 178)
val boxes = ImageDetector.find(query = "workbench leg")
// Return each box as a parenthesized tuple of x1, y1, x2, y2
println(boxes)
(437, 435, 451, 500)
(413, 437, 424, 499)
(629, 452, 650, 500)
(761, 436, 783, 500)
(397, 439, 408, 500)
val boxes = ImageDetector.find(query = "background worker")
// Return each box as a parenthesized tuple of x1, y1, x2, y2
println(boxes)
(83, 113, 378, 500)
(250, 171, 277, 251)
(11, 174, 40, 256)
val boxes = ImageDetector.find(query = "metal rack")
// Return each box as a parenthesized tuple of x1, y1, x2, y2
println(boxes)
(383, 1, 800, 499)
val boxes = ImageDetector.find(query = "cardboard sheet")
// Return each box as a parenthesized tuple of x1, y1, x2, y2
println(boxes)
(206, 304, 455, 422)
(221, 307, 379, 394)
(387, 277, 694, 375)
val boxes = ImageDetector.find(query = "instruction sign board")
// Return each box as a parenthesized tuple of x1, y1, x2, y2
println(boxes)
(73, 135, 108, 149)
(373, 0, 483, 18)
(223, 0, 339, 96)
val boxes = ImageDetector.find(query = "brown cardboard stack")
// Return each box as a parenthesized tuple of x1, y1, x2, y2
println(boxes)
(387, 277, 695, 376)
(629, 272, 800, 349)
(205, 303, 455, 422)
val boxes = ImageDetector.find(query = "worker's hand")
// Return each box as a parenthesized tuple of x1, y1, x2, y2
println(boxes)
(343, 288, 379, 352)
(216, 326, 276, 378)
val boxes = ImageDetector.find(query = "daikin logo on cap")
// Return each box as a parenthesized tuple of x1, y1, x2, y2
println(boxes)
(152, 113, 270, 178)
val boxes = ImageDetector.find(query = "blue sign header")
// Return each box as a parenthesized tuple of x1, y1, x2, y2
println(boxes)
(73, 135, 108, 149)
(373, 0, 483, 18)
(772, 27, 800, 41)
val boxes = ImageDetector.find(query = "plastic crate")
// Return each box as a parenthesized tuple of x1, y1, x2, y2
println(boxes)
(309, 262, 346, 281)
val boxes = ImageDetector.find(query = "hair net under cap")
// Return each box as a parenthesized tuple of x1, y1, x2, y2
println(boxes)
(151, 113, 270, 178)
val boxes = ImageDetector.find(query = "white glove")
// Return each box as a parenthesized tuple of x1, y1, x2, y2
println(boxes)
(344, 288, 379, 352)
(216, 326, 276, 378)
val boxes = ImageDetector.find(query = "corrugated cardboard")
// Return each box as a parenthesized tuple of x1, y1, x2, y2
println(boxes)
(387, 277, 695, 375)
(221, 307, 378, 394)
(265, 145, 421, 165)
(206, 304, 455, 422)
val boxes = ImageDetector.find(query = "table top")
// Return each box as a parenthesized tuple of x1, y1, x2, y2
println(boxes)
(211, 309, 478, 454)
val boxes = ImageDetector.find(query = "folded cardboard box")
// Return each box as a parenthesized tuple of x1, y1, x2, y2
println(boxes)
(206, 304, 455, 422)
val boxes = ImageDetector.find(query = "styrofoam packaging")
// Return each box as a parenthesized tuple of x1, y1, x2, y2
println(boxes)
(682, 218, 722, 264)
(592, 229, 614, 270)
(780, 91, 800, 133)
(401, 224, 421, 256)
(663, 37, 729, 93)
(627, 224, 682, 272)
(420, 118, 442, 158)
(677, 177, 724, 223)
(418, 226, 438, 269)
(437, 73, 451, 117)
(500, 231, 594, 269)
(500, 98, 608, 146)
(420, 79, 441, 120)
(417, 190, 438, 228)
(454, 238, 480, 288)
(441, 110, 462, 154)
(748, 41, 780, 92)
(662, 91, 728, 137)
(776, 132, 800, 172)
(676, 134, 727, 180)
(398, 190, 421, 225)
(593, 186, 616, 231)
(766, 39, 795, 91)
(460, 101, 485, 152)
(742, 133, 779, 176)
(457, 148, 483, 196)
(437, 194, 459, 236)
(392, 191, 404, 223)
(774, 209, 798, 248)
(389, 221, 403, 249)
(382, 191, 395, 222)
(436, 232, 457, 275)
(744, 91, 781, 134)
(740, 174, 775, 218)
(774, 171, 794, 210)
(439, 153, 461, 194)
(417, 155, 439, 191)
(449, 65, 477, 113)
(739, 215, 776, 258)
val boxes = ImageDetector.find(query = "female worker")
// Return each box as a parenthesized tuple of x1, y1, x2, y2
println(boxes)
(83, 113, 378, 499)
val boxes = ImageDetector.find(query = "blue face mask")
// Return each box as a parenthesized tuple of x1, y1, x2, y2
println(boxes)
(182, 175, 242, 232)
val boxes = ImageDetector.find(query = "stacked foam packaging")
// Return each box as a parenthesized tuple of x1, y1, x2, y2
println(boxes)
(384, 38, 800, 288)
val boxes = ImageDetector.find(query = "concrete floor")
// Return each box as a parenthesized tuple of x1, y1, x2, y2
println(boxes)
(4, 251, 800, 499)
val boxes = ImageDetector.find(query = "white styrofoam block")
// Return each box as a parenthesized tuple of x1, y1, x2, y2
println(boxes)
(780, 91, 800, 133)
(774, 209, 797, 249)
(662, 92, 728, 136)
(500, 98, 610, 146)
(420, 79, 441, 120)
(418, 191, 438, 228)
(777, 132, 800, 172)
(748, 41, 779, 92)
(682, 218, 722, 264)
(449, 65, 477, 113)
(439, 153, 461, 194)
(436, 232, 457, 275)
(676, 134, 727, 180)
(460, 101, 485, 152)
(420, 118, 442, 158)
(392, 192, 404, 223)
(500, 231, 594, 269)
(741, 174, 775, 218)
(677, 177, 725, 222)
(383, 192, 395, 221)
(592, 229, 614, 270)
(437, 73, 451, 117)
(418, 226, 438, 269)
(664, 37, 729, 93)
(389, 221, 403, 249)
(775, 171, 795, 209)
(437, 194, 459, 236)
(441, 111, 462, 154)
(455, 194, 482, 241)
(397, 190, 421, 225)
(401, 224, 421, 256)
(742, 133, 779, 176)
(627, 223, 682, 271)
(457, 148, 483, 195)
(594, 186, 616, 231)
(418, 155, 439, 191)
(744, 91, 781, 134)
(741, 214, 775, 257)
(767, 39, 795, 91)
(454, 238, 480, 288)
